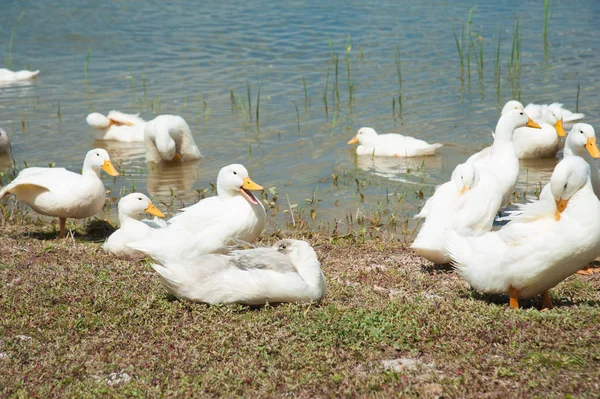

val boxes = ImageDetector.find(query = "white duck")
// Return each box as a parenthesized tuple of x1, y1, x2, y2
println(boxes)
(144, 115, 202, 163)
(0, 68, 40, 82)
(152, 239, 326, 305)
(0, 128, 9, 154)
(128, 164, 266, 262)
(524, 101, 584, 130)
(86, 111, 147, 142)
(411, 163, 503, 264)
(414, 162, 478, 219)
(448, 156, 600, 309)
(347, 127, 442, 157)
(563, 123, 600, 199)
(103, 193, 166, 256)
(466, 109, 541, 206)
(0, 149, 119, 238)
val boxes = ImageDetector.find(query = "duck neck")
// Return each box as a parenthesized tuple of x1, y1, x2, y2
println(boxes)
(293, 252, 326, 300)
(81, 161, 101, 179)
(119, 212, 142, 226)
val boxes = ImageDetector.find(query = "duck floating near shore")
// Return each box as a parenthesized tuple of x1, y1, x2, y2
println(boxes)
(347, 127, 442, 157)
(0, 68, 40, 82)
(86, 111, 147, 142)
(144, 115, 202, 163)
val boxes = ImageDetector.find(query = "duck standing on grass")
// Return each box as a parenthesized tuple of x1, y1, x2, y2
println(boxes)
(347, 127, 442, 157)
(86, 110, 147, 142)
(144, 115, 202, 163)
(0, 149, 119, 238)
(447, 156, 600, 310)
(411, 163, 503, 264)
(151, 239, 327, 305)
(103, 193, 166, 256)
(128, 163, 266, 262)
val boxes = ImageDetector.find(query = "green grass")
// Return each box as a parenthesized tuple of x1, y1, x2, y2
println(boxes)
(0, 218, 599, 398)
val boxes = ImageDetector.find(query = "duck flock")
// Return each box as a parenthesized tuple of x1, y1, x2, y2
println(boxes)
(1, 68, 599, 311)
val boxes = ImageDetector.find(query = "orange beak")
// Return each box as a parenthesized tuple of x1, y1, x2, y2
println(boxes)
(144, 202, 165, 218)
(101, 160, 120, 177)
(347, 136, 359, 145)
(586, 137, 600, 158)
(526, 118, 541, 129)
(554, 198, 568, 221)
(555, 120, 566, 137)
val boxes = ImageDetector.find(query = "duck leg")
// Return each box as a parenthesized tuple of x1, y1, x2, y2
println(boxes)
(577, 265, 592, 275)
(57, 217, 67, 239)
(540, 291, 553, 311)
(509, 286, 519, 309)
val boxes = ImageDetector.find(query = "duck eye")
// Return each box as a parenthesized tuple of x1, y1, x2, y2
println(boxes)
(138, 197, 143, 200)
(580, 130, 584, 134)
(233, 171, 237, 175)
(564, 183, 568, 190)
(519, 112, 523, 115)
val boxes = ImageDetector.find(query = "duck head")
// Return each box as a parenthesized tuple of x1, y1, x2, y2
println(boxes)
(451, 163, 479, 195)
(544, 104, 567, 137)
(565, 123, 600, 159)
(84, 148, 120, 177)
(118, 192, 165, 222)
(494, 109, 541, 141)
(217, 164, 263, 204)
(501, 100, 524, 115)
(348, 127, 378, 147)
(551, 156, 590, 221)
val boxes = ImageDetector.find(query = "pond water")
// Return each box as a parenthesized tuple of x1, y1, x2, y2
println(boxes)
(1, 0, 600, 232)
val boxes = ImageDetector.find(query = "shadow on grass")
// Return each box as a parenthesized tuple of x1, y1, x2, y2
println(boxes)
(463, 289, 600, 310)
(420, 262, 454, 275)
(21, 219, 116, 243)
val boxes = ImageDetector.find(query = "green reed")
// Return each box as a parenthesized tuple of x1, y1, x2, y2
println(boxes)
(5, 11, 25, 69)
(508, 16, 522, 101)
(294, 101, 300, 134)
(302, 76, 309, 109)
(575, 76, 580, 113)
(256, 86, 260, 130)
(247, 83, 252, 121)
(543, 0, 552, 55)
(346, 34, 353, 105)
(494, 28, 502, 103)
(84, 49, 91, 85)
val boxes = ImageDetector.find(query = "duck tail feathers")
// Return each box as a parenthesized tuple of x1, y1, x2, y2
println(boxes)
(86, 112, 111, 129)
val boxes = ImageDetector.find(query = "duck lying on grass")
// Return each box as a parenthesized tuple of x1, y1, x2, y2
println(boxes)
(151, 239, 327, 305)
(0, 149, 119, 238)
(448, 156, 600, 310)
(128, 163, 266, 262)
(103, 193, 166, 256)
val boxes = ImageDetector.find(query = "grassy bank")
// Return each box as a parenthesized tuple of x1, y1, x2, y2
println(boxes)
(1, 214, 599, 398)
